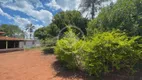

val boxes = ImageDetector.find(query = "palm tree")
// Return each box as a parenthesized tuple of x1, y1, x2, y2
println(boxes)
(25, 24, 35, 39)
(80, 0, 109, 19)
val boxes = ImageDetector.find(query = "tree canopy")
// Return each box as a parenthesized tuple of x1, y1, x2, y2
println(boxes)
(0, 24, 24, 38)
(34, 10, 88, 40)
(87, 0, 142, 36)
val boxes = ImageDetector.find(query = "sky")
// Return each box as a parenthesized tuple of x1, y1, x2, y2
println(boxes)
(0, 0, 116, 30)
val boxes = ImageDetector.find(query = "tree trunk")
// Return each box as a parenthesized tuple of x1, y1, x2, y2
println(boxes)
(91, 2, 95, 19)
(30, 33, 32, 39)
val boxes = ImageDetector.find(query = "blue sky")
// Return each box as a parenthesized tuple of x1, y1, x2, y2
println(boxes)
(0, 0, 116, 30)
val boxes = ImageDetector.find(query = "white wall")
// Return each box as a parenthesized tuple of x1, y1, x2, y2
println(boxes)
(19, 41, 24, 48)
(21, 40, 41, 48)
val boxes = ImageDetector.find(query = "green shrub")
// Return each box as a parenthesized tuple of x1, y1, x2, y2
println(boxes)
(55, 27, 84, 69)
(81, 30, 141, 76)
(55, 29, 141, 77)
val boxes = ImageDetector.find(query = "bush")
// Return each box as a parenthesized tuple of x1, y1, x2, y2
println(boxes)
(55, 29, 142, 77)
(55, 27, 84, 69)
(81, 30, 141, 76)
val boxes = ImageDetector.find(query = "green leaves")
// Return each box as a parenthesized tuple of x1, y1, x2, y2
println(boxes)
(87, 0, 142, 36)
(82, 30, 141, 76)
(34, 10, 88, 40)
(0, 24, 24, 38)
(55, 27, 84, 69)
(55, 29, 142, 77)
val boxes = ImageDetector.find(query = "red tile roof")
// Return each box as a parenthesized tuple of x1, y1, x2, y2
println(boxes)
(0, 36, 24, 41)
(0, 31, 5, 34)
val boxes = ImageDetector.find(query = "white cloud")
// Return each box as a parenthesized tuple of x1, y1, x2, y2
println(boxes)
(27, 9, 53, 25)
(2, 0, 53, 25)
(13, 16, 31, 29)
(113, 0, 117, 3)
(33, 24, 43, 30)
(0, 0, 43, 8)
(47, 0, 117, 11)
(46, 0, 80, 11)
(25, 0, 43, 8)
(0, 8, 42, 31)
(0, 8, 13, 19)
(56, 0, 80, 11)
(0, 0, 117, 27)
(46, 0, 61, 10)
(0, 0, 13, 4)
(0, 8, 30, 28)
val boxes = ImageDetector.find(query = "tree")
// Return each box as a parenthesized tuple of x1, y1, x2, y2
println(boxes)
(80, 0, 109, 19)
(0, 24, 24, 38)
(52, 10, 88, 35)
(35, 10, 88, 40)
(34, 25, 60, 47)
(34, 27, 47, 40)
(25, 24, 35, 39)
(34, 24, 60, 40)
(87, 0, 142, 36)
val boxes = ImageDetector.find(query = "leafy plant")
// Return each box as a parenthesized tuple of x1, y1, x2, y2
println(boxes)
(87, 0, 142, 36)
(55, 26, 84, 69)
(55, 29, 142, 77)
(81, 30, 141, 76)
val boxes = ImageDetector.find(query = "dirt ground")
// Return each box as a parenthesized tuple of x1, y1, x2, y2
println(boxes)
(0, 49, 141, 80)
(0, 49, 87, 80)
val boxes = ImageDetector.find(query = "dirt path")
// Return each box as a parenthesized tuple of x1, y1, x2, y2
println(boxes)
(0, 49, 85, 80)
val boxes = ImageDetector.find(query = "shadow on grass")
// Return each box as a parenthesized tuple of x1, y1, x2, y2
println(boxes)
(52, 60, 142, 80)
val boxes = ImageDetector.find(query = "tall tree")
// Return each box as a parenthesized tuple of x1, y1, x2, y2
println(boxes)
(34, 10, 88, 40)
(25, 24, 35, 39)
(80, 0, 109, 19)
(52, 10, 88, 34)
(34, 27, 48, 40)
(87, 0, 142, 36)
(34, 24, 60, 40)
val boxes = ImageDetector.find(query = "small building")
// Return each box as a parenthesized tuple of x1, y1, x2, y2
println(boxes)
(0, 31, 41, 53)
(0, 31, 24, 52)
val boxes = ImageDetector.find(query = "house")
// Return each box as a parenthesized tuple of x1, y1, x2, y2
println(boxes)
(0, 31, 24, 52)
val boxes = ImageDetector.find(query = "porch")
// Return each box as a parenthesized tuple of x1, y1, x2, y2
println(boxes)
(0, 40, 24, 53)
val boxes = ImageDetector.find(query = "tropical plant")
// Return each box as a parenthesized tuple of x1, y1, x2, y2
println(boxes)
(80, 0, 110, 19)
(25, 24, 35, 39)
